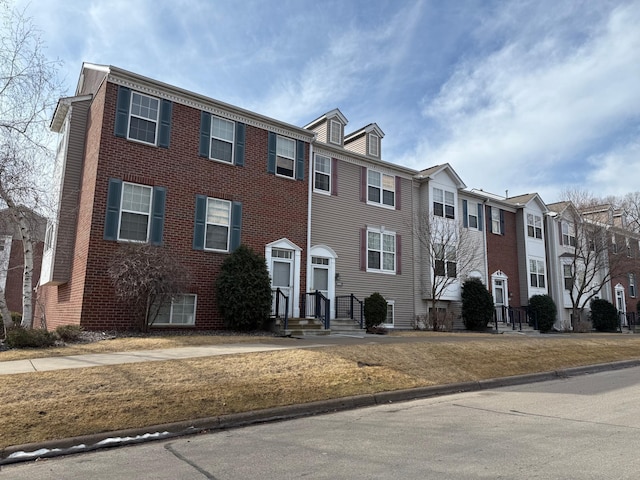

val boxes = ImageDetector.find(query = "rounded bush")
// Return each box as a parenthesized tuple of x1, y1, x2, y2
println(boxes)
(216, 245, 273, 331)
(364, 292, 387, 329)
(55, 325, 83, 342)
(10, 311, 22, 326)
(462, 278, 494, 331)
(528, 295, 557, 332)
(590, 299, 618, 332)
(6, 327, 57, 348)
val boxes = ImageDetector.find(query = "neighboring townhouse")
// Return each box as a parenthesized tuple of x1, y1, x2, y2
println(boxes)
(0, 208, 46, 318)
(546, 201, 614, 329)
(40, 63, 314, 330)
(412, 164, 485, 326)
(305, 110, 416, 328)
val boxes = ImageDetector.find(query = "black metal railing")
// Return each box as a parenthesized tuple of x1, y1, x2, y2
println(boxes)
(493, 306, 535, 331)
(335, 294, 365, 329)
(271, 288, 289, 330)
(621, 312, 638, 332)
(301, 290, 330, 329)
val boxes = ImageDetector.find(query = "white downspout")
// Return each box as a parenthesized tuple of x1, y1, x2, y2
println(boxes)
(306, 137, 315, 300)
(482, 199, 489, 287)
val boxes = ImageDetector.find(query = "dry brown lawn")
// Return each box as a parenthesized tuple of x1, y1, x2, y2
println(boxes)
(2, 334, 640, 450)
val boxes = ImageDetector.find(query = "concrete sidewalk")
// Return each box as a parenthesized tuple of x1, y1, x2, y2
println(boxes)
(0, 343, 304, 375)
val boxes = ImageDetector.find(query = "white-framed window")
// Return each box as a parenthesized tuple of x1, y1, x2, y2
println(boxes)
(44, 224, 54, 252)
(561, 222, 576, 247)
(563, 264, 573, 290)
(384, 300, 395, 327)
(204, 198, 231, 252)
(128, 91, 160, 145)
(314, 154, 331, 193)
(626, 238, 631, 257)
(367, 228, 396, 274)
(329, 120, 341, 145)
(629, 274, 636, 298)
(0, 237, 4, 252)
(433, 188, 455, 219)
(210, 116, 235, 163)
(529, 259, 546, 288)
(156, 295, 197, 325)
(468, 202, 478, 229)
(491, 208, 501, 233)
(527, 213, 542, 239)
(119, 182, 153, 242)
(435, 244, 457, 278)
(367, 170, 395, 207)
(368, 133, 379, 157)
(276, 136, 296, 178)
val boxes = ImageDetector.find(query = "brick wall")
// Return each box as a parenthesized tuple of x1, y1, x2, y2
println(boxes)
(486, 208, 522, 307)
(46, 81, 309, 330)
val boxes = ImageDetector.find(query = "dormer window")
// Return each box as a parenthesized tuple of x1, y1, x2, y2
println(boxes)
(329, 120, 342, 145)
(368, 133, 379, 157)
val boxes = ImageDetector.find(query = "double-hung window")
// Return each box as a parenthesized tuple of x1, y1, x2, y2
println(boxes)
(367, 170, 395, 207)
(128, 92, 159, 145)
(119, 182, 153, 242)
(205, 198, 232, 251)
(491, 208, 501, 233)
(562, 223, 576, 247)
(435, 244, 457, 278)
(156, 295, 197, 326)
(329, 120, 341, 145)
(276, 136, 296, 178)
(530, 259, 546, 288)
(629, 274, 636, 298)
(563, 264, 573, 290)
(527, 213, 542, 239)
(368, 133, 379, 157)
(433, 188, 455, 219)
(467, 203, 478, 229)
(210, 116, 235, 163)
(367, 229, 395, 273)
(314, 155, 331, 193)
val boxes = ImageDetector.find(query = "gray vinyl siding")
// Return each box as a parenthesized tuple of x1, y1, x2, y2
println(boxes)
(344, 134, 366, 156)
(51, 99, 91, 283)
(310, 121, 328, 144)
(515, 209, 529, 305)
(311, 159, 415, 328)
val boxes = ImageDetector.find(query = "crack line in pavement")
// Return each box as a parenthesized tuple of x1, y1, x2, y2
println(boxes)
(453, 404, 640, 430)
(29, 359, 37, 372)
(164, 443, 218, 479)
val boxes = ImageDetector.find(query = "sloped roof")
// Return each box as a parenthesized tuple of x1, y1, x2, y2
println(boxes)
(414, 163, 466, 189)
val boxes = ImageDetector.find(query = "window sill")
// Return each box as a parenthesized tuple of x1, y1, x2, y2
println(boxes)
(366, 201, 396, 210)
(125, 136, 158, 148)
(313, 188, 331, 196)
(366, 269, 396, 275)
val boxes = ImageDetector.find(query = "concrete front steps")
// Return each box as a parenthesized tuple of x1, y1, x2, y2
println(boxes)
(276, 317, 364, 336)
(493, 321, 539, 335)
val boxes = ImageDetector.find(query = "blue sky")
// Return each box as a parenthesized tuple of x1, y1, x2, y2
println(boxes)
(17, 0, 640, 204)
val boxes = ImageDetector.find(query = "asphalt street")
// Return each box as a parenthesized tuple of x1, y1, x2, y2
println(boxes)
(4, 365, 640, 479)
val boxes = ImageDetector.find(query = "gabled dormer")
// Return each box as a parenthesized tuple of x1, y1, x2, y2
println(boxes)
(304, 108, 348, 146)
(344, 123, 384, 159)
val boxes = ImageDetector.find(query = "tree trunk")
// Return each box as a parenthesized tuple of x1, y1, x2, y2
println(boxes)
(15, 210, 34, 328)
(0, 285, 12, 327)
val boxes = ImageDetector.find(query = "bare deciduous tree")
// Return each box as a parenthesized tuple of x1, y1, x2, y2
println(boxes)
(414, 212, 482, 330)
(0, 1, 62, 327)
(108, 244, 190, 332)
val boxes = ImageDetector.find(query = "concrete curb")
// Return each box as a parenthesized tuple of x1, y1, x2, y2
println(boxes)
(3, 359, 640, 466)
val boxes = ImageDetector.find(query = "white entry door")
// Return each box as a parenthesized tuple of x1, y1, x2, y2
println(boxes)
(271, 249, 294, 315)
(311, 256, 330, 298)
(615, 285, 627, 326)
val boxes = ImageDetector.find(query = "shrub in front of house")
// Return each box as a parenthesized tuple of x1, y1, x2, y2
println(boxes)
(10, 311, 22, 326)
(364, 292, 387, 331)
(590, 298, 618, 332)
(528, 294, 557, 332)
(55, 325, 83, 342)
(5, 327, 57, 348)
(461, 278, 494, 331)
(216, 244, 273, 331)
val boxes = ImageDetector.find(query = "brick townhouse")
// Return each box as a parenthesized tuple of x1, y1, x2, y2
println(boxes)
(39, 63, 313, 330)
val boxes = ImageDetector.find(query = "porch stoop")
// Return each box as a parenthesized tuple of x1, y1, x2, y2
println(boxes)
(493, 321, 539, 335)
(281, 317, 330, 336)
(329, 317, 365, 334)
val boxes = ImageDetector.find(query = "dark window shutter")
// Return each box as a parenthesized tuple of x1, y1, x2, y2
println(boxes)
(193, 195, 207, 250)
(360, 228, 367, 271)
(150, 186, 166, 245)
(487, 206, 493, 233)
(499, 209, 505, 235)
(267, 132, 276, 174)
(395, 177, 401, 210)
(331, 158, 338, 196)
(477, 203, 483, 231)
(360, 167, 367, 203)
(462, 200, 468, 228)
(295, 140, 305, 181)
(114, 86, 131, 138)
(104, 178, 122, 240)
(158, 100, 172, 148)
(230, 201, 243, 252)
(558, 221, 563, 244)
(235, 122, 246, 166)
(396, 234, 402, 275)
(199, 111, 211, 158)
